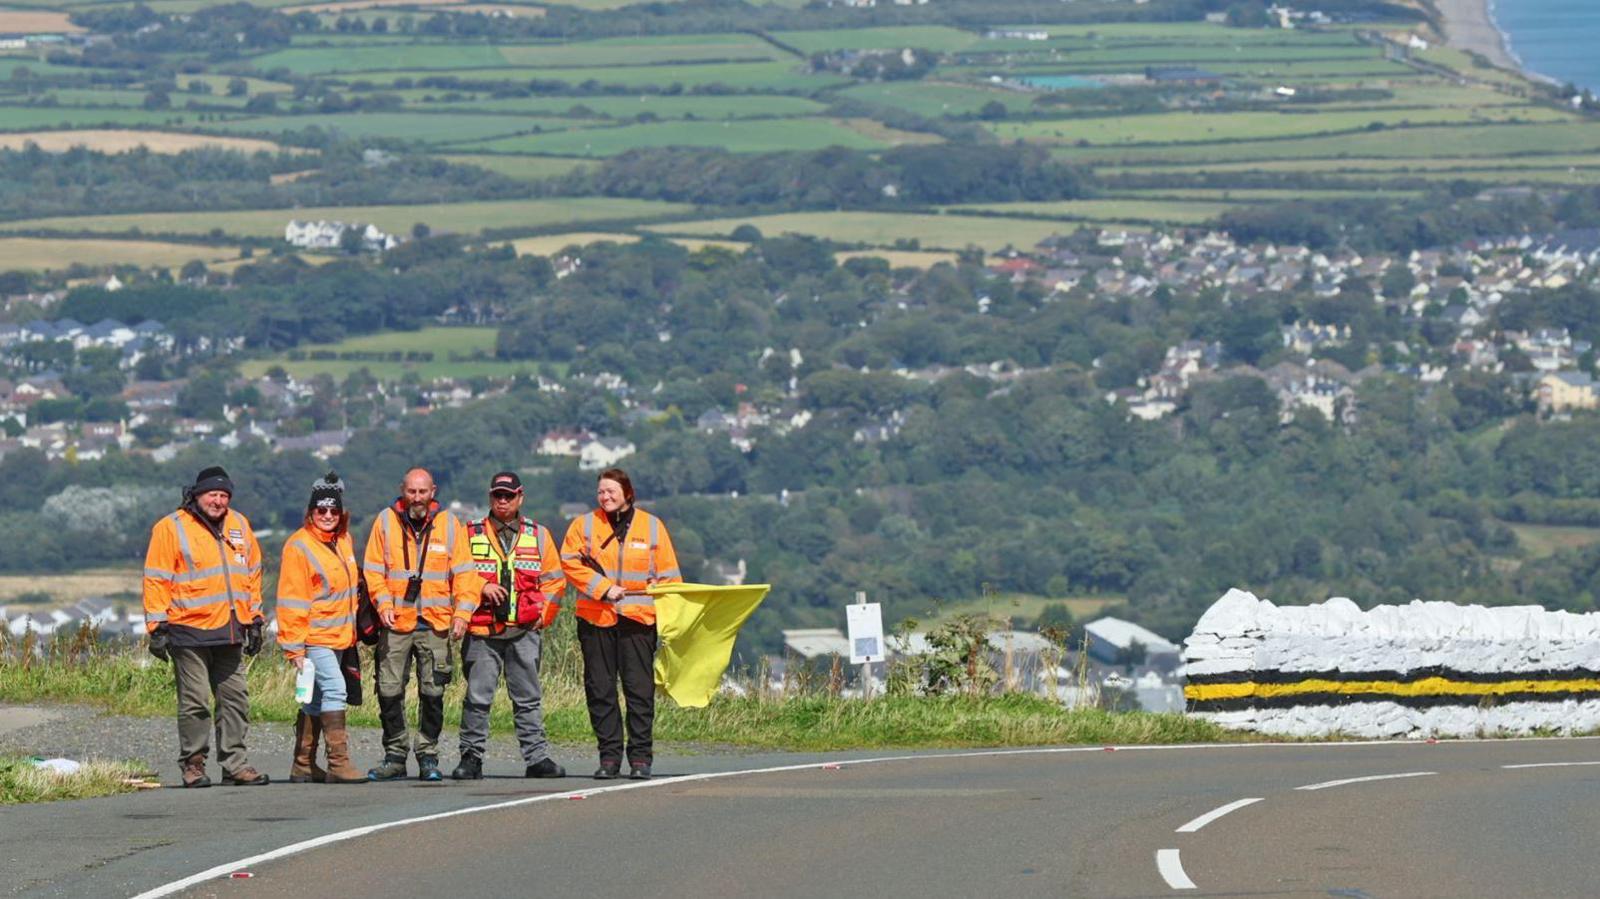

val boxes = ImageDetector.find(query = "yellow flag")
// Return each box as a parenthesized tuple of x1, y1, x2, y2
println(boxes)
(648, 582, 770, 708)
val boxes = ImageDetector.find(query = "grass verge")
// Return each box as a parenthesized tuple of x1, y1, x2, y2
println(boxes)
(1, 621, 1232, 753)
(0, 756, 154, 804)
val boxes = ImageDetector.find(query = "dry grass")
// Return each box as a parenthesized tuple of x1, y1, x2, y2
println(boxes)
(0, 238, 244, 272)
(836, 249, 958, 269)
(0, 130, 285, 155)
(508, 233, 745, 256)
(0, 10, 83, 33)
(0, 569, 139, 604)
(268, 169, 319, 185)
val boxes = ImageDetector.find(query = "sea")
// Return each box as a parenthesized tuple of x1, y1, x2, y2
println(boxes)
(1492, 0, 1600, 92)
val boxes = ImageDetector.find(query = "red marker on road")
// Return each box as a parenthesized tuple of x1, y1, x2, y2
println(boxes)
(822, 764, 842, 770)
(230, 872, 254, 879)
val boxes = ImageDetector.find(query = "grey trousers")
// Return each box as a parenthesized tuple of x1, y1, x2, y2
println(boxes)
(458, 629, 550, 766)
(171, 644, 251, 775)
(376, 627, 453, 759)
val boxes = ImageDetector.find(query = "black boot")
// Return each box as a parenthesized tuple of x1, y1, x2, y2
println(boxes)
(451, 755, 483, 780)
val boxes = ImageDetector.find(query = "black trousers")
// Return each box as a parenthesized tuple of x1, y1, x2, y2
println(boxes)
(577, 617, 657, 764)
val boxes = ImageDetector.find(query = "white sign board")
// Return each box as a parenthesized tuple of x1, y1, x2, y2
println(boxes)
(846, 602, 885, 664)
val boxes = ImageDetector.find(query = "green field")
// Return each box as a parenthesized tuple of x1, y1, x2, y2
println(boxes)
(1064, 121, 1600, 165)
(456, 117, 889, 156)
(249, 43, 510, 75)
(239, 326, 548, 380)
(770, 26, 981, 54)
(415, 93, 828, 120)
(497, 34, 784, 66)
(1, 197, 693, 238)
(367, 61, 849, 91)
(0, 106, 220, 130)
(950, 199, 1236, 225)
(647, 211, 1078, 253)
(441, 154, 590, 180)
(996, 106, 1571, 147)
(205, 111, 570, 143)
(837, 82, 1036, 117)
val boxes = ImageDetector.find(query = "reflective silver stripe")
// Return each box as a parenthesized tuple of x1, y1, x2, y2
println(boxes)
(648, 516, 659, 582)
(146, 611, 169, 621)
(559, 552, 583, 561)
(326, 587, 357, 602)
(279, 642, 306, 652)
(171, 565, 227, 584)
(170, 592, 230, 610)
(419, 597, 454, 609)
(584, 573, 605, 596)
(619, 594, 656, 608)
(655, 567, 681, 579)
(419, 571, 451, 582)
(277, 598, 313, 611)
(310, 614, 354, 628)
(450, 563, 475, 576)
(294, 538, 336, 599)
(170, 512, 197, 574)
(246, 564, 263, 577)
(144, 566, 174, 580)
(363, 562, 389, 574)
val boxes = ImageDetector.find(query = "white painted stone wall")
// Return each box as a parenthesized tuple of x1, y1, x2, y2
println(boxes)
(1183, 589, 1600, 738)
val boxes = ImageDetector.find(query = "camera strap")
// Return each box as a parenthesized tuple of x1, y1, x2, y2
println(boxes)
(397, 509, 436, 587)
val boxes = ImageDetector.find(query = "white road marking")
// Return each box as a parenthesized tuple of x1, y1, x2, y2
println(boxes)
(1176, 797, 1263, 833)
(1502, 760, 1600, 769)
(1295, 771, 1436, 791)
(1156, 849, 1197, 890)
(129, 737, 1600, 898)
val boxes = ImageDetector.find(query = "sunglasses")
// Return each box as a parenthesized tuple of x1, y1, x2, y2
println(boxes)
(312, 507, 341, 517)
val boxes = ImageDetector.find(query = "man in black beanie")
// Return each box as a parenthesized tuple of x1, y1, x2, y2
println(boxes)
(142, 465, 269, 787)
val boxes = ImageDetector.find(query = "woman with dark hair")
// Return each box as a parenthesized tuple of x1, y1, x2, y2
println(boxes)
(560, 467, 682, 780)
(276, 472, 366, 785)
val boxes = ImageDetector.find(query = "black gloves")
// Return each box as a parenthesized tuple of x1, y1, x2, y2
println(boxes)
(243, 618, 264, 657)
(148, 625, 170, 662)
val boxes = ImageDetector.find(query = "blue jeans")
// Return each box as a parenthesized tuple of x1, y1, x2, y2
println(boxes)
(302, 646, 347, 715)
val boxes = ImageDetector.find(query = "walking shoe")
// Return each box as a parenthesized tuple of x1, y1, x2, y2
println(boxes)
(593, 759, 621, 780)
(418, 756, 443, 782)
(628, 762, 651, 781)
(451, 755, 483, 780)
(366, 755, 408, 782)
(525, 758, 565, 779)
(221, 766, 271, 786)
(180, 753, 211, 789)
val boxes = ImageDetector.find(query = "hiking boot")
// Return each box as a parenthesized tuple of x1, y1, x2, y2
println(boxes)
(628, 762, 652, 781)
(418, 755, 443, 782)
(289, 711, 326, 784)
(320, 711, 367, 785)
(222, 766, 270, 786)
(593, 759, 621, 780)
(525, 758, 565, 779)
(451, 755, 483, 780)
(180, 753, 210, 789)
(366, 755, 408, 782)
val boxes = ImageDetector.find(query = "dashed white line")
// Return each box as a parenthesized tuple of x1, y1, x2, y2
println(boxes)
(1156, 849, 1197, 890)
(1176, 797, 1263, 833)
(1295, 771, 1436, 791)
(1502, 760, 1600, 769)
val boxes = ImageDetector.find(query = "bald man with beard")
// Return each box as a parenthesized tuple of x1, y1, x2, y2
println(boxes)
(361, 468, 477, 782)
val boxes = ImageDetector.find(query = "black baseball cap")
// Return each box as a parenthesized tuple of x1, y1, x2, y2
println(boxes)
(489, 471, 523, 495)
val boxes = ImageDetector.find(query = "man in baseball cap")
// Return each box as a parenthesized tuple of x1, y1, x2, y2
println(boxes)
(452, 470, 568, 780)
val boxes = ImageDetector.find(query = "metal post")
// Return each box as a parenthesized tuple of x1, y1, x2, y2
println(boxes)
(855, 590, 871, 700)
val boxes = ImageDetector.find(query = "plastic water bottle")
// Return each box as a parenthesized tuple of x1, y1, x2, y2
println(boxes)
(295, 661, 316, 704)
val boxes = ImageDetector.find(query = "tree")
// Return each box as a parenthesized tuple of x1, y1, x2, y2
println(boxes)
(226, 76, 249, 97)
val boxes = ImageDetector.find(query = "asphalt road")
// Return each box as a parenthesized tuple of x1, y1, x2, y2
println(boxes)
(7, 738, 1600, 898)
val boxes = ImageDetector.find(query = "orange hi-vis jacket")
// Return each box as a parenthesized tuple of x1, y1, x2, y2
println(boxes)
(143, 507, 263, 647)
(466, 516, 566, 637)
(362, 500, 475, 633)
(560, 508, 681, 628)
(275, 527, 360, 661)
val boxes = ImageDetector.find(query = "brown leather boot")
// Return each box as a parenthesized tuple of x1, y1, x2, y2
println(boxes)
(319, 710, 367, 785)
(289, 711, 327, 784)
(180, 752, 210, 788)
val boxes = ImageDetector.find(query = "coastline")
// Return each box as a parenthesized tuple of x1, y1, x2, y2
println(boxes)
(1433, 0, 1554, 85)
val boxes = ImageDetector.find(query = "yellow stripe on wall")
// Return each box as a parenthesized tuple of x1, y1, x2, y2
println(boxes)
(1184, 677, 1600, 702)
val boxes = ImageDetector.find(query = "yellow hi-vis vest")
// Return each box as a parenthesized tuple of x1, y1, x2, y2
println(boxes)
(466, 518, 563, 636)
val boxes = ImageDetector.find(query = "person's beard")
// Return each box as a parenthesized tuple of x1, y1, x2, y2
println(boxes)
(408, 501, 429, 521)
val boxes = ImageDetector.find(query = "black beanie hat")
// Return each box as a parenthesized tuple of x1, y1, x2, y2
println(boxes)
(309, 471, 344, 511)
(191, 465, 234, 497)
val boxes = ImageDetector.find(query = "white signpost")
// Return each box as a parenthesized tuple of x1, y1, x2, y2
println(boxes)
(846, 592, 884, 698)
